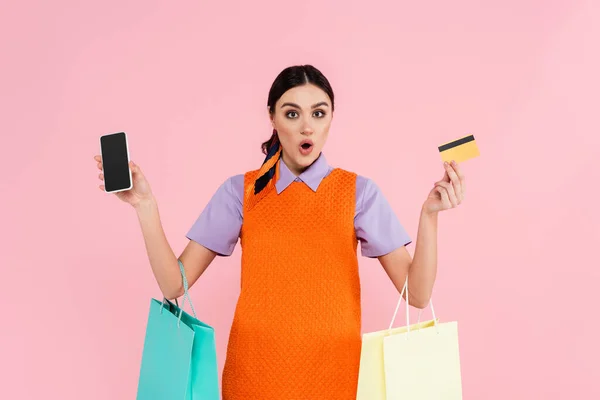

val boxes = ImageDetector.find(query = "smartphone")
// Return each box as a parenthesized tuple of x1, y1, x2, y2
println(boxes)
(99, 132, 133, 193)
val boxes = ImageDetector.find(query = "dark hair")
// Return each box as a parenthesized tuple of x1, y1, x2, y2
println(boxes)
(261, 65, 335, 154)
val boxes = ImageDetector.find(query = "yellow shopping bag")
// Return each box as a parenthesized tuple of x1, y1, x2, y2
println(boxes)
(356, 278, 463, 399)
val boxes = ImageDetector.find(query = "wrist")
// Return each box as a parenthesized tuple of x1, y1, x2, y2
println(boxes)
(421, 203, 439, 219)
(134, 195, 157, 213)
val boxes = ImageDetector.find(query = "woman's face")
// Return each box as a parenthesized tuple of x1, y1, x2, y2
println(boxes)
(270, 83, 333, 175)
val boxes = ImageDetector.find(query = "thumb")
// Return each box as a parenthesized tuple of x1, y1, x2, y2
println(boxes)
(441, 169, 450, 182)
(434, 170, 449, 186)
(130, 161, 143, 177)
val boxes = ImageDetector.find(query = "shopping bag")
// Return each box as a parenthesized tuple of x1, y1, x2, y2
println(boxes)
(356, 317, 436, 399)
(136, 260, 219, 400)
(356, 278, 463, 399)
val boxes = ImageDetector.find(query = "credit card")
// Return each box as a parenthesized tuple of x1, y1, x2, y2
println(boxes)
(438, 134, 480, 163)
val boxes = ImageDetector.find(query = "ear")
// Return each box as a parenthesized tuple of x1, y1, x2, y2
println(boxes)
(268, 107, 275, 128)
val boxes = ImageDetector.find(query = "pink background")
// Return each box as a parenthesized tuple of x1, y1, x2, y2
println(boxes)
(1, 0, 599, 398)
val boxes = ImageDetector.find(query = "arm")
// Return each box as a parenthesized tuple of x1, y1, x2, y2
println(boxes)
(379, 161, 465, 309)
(135, 196, 217, 300)
(95, 156, 230, 300)
(378, 207, 438, 309)
(138, 174, 243, 299)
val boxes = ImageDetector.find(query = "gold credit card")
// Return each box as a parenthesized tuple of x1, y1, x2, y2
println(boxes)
(438, 134, 480, 163)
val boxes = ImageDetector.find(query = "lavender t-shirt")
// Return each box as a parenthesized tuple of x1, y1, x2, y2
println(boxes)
(186, 153, 412, 258)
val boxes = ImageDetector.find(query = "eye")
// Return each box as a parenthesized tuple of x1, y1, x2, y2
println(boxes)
(286, 111, 299, 119)
(313, 110, 326, 118)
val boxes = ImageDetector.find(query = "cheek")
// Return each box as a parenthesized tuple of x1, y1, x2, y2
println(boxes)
(273, 118, 290, 135)
(317, 133, 329, 149)
(274, 116, 295, 133)
(319, 116, 332, 130)
(317, 121, 331, 141)
(276, 127, 295, 147)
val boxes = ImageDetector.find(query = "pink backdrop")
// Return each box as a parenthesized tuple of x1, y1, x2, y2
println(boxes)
(1, 0, 599, 398)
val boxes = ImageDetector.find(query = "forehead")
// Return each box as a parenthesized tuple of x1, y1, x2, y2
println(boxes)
(277, 84, 330, 107)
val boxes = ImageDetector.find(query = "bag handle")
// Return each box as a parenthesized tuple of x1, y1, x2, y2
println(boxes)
(176, 259, 197, 324)
(387, 276, 439, 338)
(159, 260, 198, 327)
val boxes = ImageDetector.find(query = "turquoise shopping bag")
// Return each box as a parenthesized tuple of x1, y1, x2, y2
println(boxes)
(136, 261, 219, 399)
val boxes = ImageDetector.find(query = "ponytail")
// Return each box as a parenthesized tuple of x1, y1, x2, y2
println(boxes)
(245, 130, 282, 211)
(261, 129, 279, 155)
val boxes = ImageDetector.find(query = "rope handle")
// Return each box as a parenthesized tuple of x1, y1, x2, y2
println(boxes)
(159, 260, 198, 327)
(177, 259, 197, 325)
(387, 276, 439, 337)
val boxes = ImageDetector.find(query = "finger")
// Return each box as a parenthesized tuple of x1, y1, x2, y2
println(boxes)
(435, 181, 458, 207)
(451, 160, 466, 198)
(433, 174, 449, 186)
(435, 186, 452, 209)
(445, 161, 462, 204)
(94, 155, 101, 162)
(99, 184, 105, 191)
(97, 162, 103, 170)
(99, 173, 104, 181)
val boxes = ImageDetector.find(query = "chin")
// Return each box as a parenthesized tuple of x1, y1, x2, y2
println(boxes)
(282, 146, 321, 172)
(297, 150, 320, 165)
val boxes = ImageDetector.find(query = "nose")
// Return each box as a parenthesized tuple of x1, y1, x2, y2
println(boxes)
(301, 122, 314, 136)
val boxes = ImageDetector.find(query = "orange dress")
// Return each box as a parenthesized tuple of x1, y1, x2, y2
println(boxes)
(221, 167, 362, 399)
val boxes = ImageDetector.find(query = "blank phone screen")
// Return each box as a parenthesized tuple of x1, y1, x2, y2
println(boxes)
(100, 132, 131, 192)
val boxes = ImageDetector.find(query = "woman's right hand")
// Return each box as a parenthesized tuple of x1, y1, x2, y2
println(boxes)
(94, 155, 154, 208)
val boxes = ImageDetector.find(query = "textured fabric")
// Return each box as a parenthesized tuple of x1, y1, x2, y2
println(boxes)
(186, 153, 412, 258)
(220, 167, 361, 399)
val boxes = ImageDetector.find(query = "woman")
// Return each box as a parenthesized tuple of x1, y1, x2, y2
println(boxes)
(94, 64, 466, 399)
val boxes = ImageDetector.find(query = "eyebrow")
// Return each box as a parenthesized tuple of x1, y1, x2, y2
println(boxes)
(280, 101, 330, 109)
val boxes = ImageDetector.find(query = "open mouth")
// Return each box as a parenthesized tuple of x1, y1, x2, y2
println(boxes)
(299, 140, 314, 155)
(300, 139, 313, 149)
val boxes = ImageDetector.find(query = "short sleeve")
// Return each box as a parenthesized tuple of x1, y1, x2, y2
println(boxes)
(185, 174, 245, 256)
(355, 176, 412, 258)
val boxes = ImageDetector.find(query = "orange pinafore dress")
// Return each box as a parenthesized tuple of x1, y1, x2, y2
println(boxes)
(221, 167, 362, 399)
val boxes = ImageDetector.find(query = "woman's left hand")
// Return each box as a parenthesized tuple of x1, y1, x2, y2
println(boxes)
(423, 160, 465, 214)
